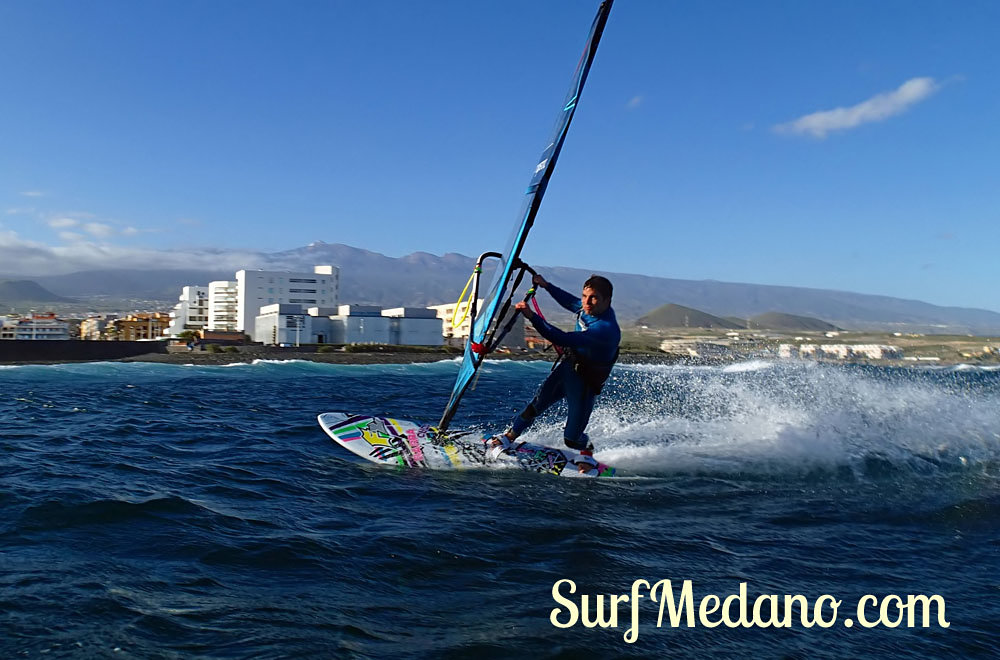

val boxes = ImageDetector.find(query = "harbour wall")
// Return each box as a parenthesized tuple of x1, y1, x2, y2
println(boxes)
(0, 340, 168, 364)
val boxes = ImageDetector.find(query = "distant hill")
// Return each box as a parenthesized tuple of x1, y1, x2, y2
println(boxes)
(7, 241, 1000, 334)
(20, 269, 233, 300)
(747, 312, 840, 332)
(637, 303, 744, 330)
(0, 280, 74, 304)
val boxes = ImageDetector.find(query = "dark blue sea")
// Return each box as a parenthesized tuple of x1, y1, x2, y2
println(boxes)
(2, 358, 998, 658)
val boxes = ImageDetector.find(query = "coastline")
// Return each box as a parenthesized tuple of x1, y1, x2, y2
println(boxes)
(3, 344, 992, 368)
(97, 347, 998, 368)
(2, 346, 681, 367)
(118, 348, 681, 366)
(121, 348, 486, 366)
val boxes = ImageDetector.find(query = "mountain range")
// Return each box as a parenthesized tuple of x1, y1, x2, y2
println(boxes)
(637, 304, 744, 330)
(4, 242, 1000, 334)
(636, 305, 842, 332)
(0, 280, 74, 305)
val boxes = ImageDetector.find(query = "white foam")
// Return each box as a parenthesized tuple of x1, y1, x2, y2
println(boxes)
(516, 360, 1000, 479)
(236, 359, 314, 367)
(722, 360, 776, 373)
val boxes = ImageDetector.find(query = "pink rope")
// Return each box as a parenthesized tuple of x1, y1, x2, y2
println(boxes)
(530, 295, 563, 357)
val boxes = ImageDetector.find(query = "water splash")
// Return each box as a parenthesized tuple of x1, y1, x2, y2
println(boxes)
(514, 361, 1000, 480)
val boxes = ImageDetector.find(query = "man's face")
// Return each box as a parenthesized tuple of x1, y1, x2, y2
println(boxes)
(581, 286, 610, 316)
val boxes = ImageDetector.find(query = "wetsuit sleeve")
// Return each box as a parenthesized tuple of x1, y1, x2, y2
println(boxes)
(529, 314, 613, 351)
(543, 283, 582, 314)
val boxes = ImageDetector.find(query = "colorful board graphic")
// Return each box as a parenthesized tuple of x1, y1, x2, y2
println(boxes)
(317, 412, 616, 478)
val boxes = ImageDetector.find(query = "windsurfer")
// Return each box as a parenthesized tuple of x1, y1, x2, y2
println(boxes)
(498, 273, 620, 458)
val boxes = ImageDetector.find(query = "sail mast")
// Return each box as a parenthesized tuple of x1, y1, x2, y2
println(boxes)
(438, 0, 615, 432)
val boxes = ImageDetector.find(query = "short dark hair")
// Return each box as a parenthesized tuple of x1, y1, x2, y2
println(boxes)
(584, 274, 613, 299)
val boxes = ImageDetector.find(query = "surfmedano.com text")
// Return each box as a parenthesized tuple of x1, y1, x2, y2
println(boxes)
(550, 579, 950, 643)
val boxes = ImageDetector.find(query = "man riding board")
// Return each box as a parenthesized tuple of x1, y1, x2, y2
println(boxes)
(493, 273, 620, 464)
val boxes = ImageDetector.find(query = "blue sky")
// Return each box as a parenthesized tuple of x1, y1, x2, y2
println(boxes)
(1, 0, 997, 311)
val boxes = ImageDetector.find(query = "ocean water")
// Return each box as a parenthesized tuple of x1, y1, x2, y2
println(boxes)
(1, 358, 998, 658)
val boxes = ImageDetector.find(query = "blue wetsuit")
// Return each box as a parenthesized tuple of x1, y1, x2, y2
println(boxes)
(510, 282, 621, 449)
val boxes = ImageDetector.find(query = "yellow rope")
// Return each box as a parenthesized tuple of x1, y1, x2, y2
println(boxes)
(451, 267, 479, 327)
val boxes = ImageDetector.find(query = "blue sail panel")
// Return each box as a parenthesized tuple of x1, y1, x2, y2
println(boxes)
(439, 0, 614, 431)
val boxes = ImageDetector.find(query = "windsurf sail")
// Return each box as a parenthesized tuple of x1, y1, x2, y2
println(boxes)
(438, 0, 614, 432)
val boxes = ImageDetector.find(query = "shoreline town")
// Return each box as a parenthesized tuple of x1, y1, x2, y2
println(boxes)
(4, 263, 999, 367)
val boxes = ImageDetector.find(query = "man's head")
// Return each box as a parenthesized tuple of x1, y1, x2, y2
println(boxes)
(581, 275, 613, 316)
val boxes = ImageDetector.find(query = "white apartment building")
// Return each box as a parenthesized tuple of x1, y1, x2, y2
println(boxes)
(328, 305, 392, 345)
(3, 313, 70, 340)
(659, 338, 732, 358)
(254, 304, 313, 346)
(164, 286, 209, 337)
(800, 344, 852, 359)
(254, 304, 388, 345)
(253, 304, 443, 346)
(236, 265, 339, 334)
(382, 307, 443, 346)
(784, 344, 903, 360)
(208, 280, 238, 332)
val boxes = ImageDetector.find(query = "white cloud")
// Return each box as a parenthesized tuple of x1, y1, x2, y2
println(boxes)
(773, 77, 941, 138)
(83, 222, 115, 238)
(43, 213, 141, 238)
(0, 229, 270, 276)
(36, 211, 149, 239)
(59, 231, 84, 242)
(626, 95, 643, 110)
(20, 191, 45, 197)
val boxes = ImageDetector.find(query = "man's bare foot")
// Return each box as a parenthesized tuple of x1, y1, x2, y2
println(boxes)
(486, 434, 509, 461)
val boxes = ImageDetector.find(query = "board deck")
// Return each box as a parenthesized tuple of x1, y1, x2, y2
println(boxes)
(317, 412, 615, 478)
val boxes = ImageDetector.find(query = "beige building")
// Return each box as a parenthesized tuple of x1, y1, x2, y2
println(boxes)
(427, 299, 525, 349)
(79, 315, 119, 340)
(109, 312, 171, 341)
(427, 299, 482, 342)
